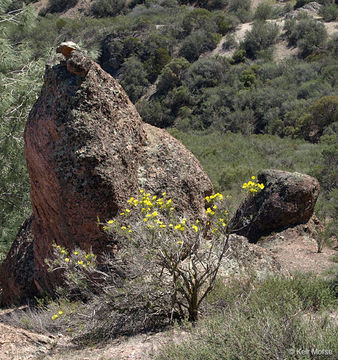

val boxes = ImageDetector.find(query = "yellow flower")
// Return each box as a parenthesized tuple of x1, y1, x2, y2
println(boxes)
(108, 220, 115, 224)
(127, 197, 134, 204)
(143, 218, 148, 222)
(192, 225, 198, 232)
(120, 212, 125, 216)
(87, 262, 91, 266)
(175, 224, 181, 230)
(140, 189, 144, 193)
(121, 226, 127, 230)
(58, 311, 63, 315)
(177, 241, 183, 245)
(125, 209, 131, 213)
(52, 314, 58, 320)
(152, 211, 159, 217)
(182, 218, 186, 224)
(162, 192, 166, 196)
(77, 260, 83, 265)
(159, 224, 166, 228)
(213, 205, 217, 209)
(74, 251, 78, 255)
(251, 176, 256, 180)
(206, 208, 215, 215)
(128, 230, 132, 233)
(65, 258, 70, 262)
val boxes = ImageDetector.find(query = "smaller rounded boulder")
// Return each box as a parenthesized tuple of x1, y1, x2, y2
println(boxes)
(231, 169, 320, 243)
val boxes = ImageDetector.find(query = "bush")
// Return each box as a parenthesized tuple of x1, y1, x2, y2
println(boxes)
(157, 57, 190, 93)
(284, 17, 328, 57)
(137, 99, 174, 127)
(183, 57, 227, 91)
(320, 4, 338, 21)
(179, 31, 220, 62)
(242, 21, 280, 59)
(144, 47, 171, 82)
(296, 96, 338, 142)
(229, 0, 252, 23)
(8, 190, 244, 340)
(91, 0, 125, 17)
(231, 48, 246, 63)
(254, 2, 273, 21)
(102, 190, 237, 322)
(46, 0, 79, 14)
(119, 56, 150, 102)
(222, 33, 238, 51)
(182, 8, 217, 34)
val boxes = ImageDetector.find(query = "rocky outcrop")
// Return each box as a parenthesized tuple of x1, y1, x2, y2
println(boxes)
(231, 169, 320, 243)
(286, 2, 322, 18)
(220, 235, 281, 279)
(0, 50, 213, 306)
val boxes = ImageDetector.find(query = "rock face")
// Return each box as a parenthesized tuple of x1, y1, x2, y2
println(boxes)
(220, 235, 281, 279)
(231, 169, 320, 243)
(0, 50, 213, 306)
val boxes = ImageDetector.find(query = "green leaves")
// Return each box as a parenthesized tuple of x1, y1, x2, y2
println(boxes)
(0, 6, 44, 259)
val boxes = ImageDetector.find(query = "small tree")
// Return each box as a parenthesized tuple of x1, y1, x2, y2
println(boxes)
(45, 178, 264, 339)
(242, 21, 280, 59)
(103, 191, 232, 321)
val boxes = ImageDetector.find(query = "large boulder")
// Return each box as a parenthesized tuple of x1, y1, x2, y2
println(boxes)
(0, 50, 213, 306)
(231, 169, 320, 243)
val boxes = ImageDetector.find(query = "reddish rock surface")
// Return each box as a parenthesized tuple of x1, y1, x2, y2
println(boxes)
(0, 51, 213, 306)
(231, 169, 320, 243)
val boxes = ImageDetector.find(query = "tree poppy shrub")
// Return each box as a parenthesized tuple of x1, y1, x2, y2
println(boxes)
(46, 177, 264, 330)
(103, 190, 231, 322)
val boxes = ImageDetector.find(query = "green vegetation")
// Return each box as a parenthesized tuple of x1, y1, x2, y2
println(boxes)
(0, 3, 43, 258)
(242, 20, 280, 59)
(156, 273, 337, 360)
(0, 2, 336, 358)
(44, 0, 79, 14)
(4, 270, 337, 354)
(284, 15, 328, 57)
(0, 0, 337, 264)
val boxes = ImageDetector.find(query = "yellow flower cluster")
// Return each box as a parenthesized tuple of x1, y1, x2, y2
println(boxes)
(51, 310, 64, 320)
(53, 244, 95, 269)
(206, 204, 218, 216)
(205, 193, 223, 202)
(242, 176, 265, 194)
(104, 190, 230, 236)
(105, 190, 176, 231)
